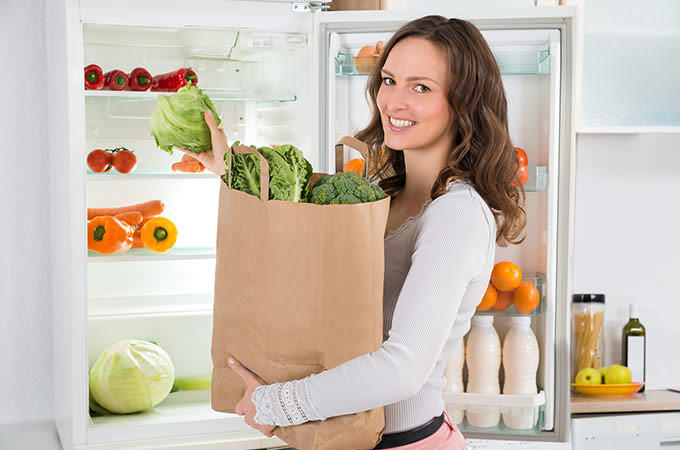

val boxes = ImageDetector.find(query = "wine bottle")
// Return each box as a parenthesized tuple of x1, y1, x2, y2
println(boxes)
(622, 304, 646, 392)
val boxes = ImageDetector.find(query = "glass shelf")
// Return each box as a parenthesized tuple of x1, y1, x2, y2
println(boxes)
(524, 165, 548, 192)
(444, 390, 545, 436)
(84, 89, 297, 103)
(335, 46, 550, 77)
(475, 272, 546, 317)
(88, 247, 216, 262)
(86, 170, 217, 180)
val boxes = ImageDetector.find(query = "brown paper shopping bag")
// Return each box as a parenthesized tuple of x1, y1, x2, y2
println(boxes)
(211, 137, 389, 450)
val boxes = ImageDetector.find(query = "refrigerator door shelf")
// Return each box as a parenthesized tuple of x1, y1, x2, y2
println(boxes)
(445, 391, 546, 436)
(334, 44, 551, 77)
(475, 272, 547, 317)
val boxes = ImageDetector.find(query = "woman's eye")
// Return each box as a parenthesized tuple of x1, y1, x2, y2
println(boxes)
(382, 77, 394, 86)
(414, 84, 431, 93)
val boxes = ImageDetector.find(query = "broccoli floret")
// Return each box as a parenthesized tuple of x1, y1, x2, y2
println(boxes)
(308, 172, 386, 205)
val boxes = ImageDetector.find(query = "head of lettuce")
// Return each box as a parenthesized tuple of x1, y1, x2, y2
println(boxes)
(89, 339, 175, 414)
(150, 85, 221, 154)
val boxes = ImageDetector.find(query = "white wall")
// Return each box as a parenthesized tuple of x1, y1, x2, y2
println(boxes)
(573, 133, 680, 388)
(0, 0, 53, 424)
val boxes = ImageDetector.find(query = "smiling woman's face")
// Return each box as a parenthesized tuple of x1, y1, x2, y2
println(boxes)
(377, 37, 454, 152)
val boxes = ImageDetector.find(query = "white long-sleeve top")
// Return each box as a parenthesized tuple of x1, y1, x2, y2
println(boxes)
(252, 181, 497, 433)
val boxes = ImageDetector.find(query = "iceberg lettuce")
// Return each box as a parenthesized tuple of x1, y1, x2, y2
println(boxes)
(89, 339, 175, 414)
(150, 85, 221, 154)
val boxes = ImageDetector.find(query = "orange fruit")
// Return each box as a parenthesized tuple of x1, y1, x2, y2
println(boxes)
(493, 290, 514, 310)
(358, 45, 377, 57)
(343, 158, 366, 175)
(476, 284, 498, 311)
(490, 261, 522, 292)
(513, 281, 540, 314)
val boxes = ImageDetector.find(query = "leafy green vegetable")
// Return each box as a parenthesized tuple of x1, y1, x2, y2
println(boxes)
(89, 339, 175, 414)
(150, 85, 221, 154)
(308, 172, 386, 205)
(224, 143, 313, 202)
(171, 377, 212, 393)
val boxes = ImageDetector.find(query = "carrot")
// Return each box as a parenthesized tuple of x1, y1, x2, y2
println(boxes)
(132, 229, 144, 249)
(113, 211, 143, 227)
(172, 160, 203, 173)
(87, 200, 164, 220)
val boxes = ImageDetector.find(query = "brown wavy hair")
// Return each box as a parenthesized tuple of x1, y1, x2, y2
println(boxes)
(357, 15, 526, 246)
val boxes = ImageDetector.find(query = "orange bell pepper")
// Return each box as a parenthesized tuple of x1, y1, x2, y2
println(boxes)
(88, 216, 134, 254)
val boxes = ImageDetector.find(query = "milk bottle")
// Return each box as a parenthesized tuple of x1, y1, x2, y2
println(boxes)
(502, 316, 539, 430)
(465, 315, 501, 427)
(443, 339, 465, 424)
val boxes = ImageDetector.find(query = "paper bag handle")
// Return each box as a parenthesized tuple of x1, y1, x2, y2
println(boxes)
(335, 136, 370, 177)
(225, 145, 270, 201)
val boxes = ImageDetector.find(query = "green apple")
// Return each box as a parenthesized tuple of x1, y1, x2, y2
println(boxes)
(575, 367, 602, 385)
(604, 364, 631, 384)
(599, 366, 608, 383)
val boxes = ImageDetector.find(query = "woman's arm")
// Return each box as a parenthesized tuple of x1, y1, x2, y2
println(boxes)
(250, 188, 494, 427)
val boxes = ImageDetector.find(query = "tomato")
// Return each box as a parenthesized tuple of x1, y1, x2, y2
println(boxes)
(514, 147, 528, 167)
(87, 149, 112, 173)
(515, 164, 529, 186)
(112, 149, 137, 174)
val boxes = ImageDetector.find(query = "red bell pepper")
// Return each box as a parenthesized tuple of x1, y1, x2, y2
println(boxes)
(84, 64, 105, 90)
(150, 68, 198, 92)
(127, 67, 152, 91)
(103, 70, 129, 91)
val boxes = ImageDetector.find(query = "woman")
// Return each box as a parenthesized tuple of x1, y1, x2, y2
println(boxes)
(183, 15, 525, 450)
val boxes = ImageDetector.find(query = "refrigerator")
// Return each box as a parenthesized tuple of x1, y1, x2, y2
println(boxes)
(47, 0, 577, 449)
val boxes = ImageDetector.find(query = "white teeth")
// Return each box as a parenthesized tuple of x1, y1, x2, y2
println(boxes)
(389, 117, 416, 128)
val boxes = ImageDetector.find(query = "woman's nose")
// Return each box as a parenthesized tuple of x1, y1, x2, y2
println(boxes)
(385, 88, 409, 112)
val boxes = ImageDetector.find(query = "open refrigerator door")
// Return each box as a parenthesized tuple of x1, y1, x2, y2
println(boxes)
(314, 6, 576, 443)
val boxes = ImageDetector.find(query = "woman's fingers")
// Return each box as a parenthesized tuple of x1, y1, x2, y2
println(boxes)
(228, 357, 266, 387)
(205, 110, 228, 151)
(204, 109, 228, 175)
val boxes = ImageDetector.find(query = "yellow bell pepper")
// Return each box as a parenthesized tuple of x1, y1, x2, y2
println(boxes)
(140, 217, 177, 252)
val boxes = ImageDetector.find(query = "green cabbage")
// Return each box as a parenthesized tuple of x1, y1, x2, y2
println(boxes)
(89, 339, 175, 414)
(224, 143, 313, 202)
(150, 85, 221, 154)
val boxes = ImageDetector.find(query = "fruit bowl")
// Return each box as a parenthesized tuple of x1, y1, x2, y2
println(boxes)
(571, 382, 644, 397)
(352, 55, 379, 74)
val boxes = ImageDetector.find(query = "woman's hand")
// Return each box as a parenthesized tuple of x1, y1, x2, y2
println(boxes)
(174, 109, 228, 177)
(229, 357, 277, 438)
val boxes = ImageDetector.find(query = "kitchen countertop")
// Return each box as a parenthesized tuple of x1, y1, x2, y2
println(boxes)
(571, 389, 680, 414)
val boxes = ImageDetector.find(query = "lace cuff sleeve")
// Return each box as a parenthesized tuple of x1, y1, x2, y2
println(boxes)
(251, 379, 326, 427)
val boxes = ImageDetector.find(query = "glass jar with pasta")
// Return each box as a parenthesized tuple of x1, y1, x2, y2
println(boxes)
(572, 294, 605, 382)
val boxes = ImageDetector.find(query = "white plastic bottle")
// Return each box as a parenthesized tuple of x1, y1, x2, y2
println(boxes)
(443, 339, 465, 424)
(502, 316, 539, 430)
(465, 315, 501, 427)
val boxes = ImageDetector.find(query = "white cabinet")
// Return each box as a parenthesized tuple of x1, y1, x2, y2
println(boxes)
(580, 0, 680, 132)
(571, 412, 680, 449)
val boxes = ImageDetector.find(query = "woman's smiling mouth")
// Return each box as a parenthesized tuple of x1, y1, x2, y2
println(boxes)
(388, 116, 418, 130)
